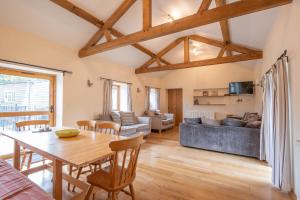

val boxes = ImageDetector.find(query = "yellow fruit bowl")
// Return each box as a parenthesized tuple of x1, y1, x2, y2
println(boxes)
(55, 129, 80, 138)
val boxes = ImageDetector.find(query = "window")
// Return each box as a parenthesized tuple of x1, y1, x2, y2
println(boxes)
(0, 68, 56, 130)
(111, 81, 130, 112)
(149, 88, 159, 111)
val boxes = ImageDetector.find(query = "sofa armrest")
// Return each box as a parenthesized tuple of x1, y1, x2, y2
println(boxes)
(137, 116, 151, 125)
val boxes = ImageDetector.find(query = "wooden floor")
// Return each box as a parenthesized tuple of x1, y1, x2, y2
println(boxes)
(16, 128, 293, 199)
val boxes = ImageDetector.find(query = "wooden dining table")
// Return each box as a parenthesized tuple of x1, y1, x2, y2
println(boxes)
(1, 128, 123, 200)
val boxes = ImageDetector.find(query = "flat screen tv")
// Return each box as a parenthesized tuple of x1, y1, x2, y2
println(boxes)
(229, 81, 254, 95)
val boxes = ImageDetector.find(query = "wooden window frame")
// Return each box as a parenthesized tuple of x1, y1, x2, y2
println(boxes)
(0, 67, 56, 126)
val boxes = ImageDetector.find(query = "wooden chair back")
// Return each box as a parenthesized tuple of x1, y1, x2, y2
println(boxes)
(76, 120, 96, 131)
(16, 120, 50, 131)
(95, 121, 121, 135)
(109, 134, 144, 188)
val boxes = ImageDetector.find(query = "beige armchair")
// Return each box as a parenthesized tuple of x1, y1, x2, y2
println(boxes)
(150, 113, 175, 133)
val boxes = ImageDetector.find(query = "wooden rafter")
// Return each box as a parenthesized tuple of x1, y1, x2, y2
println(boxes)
(79, 0, 292, 58)
(135, 34, 263, 74)
(82, 0, 136, 48)
(215, 0, 232, 56)
(184, 37, 190, 63)
(50, 0, 170, 65)
(135, 53, 262, 74)
(198, 0, 212, 14)
(143, 0, 152, 31)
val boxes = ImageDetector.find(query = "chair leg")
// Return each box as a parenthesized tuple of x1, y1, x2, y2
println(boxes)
(84, 185, 93, 200)
(67, 165, 73, 191)
(27, 152, 33, 169)
(111, 192, 116, 200)
(72, 167, 83, 192)
(21, 152, 27, 170)
(129, 184, 135, 200)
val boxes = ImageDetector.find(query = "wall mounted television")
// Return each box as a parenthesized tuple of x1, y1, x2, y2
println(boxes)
(229, 81, 254, 95)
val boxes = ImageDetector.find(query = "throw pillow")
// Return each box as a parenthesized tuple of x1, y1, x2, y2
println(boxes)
(110, 111, 121, 124)
(245, 121, 261, 129)
(184, 118, 202, 124)
(120, 112, 136, 126)
(223, 118, 246, 127)
(243, 112, 260, 122)
(202, 117, 222, 126)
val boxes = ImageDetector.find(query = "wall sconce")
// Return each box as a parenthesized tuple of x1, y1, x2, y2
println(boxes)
(87, 79, 93, 87)
(137, 88, 141, 93)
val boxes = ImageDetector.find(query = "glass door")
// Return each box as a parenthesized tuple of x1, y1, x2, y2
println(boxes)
(0, 68, 56, 130)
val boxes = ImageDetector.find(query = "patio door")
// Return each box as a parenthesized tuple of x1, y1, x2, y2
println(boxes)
(0, 68, 56, 130)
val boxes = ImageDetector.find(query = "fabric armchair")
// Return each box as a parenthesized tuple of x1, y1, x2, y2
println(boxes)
(150, 113, 175, 133)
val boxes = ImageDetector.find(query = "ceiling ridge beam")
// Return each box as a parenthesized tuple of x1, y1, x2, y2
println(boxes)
(79, 0, 292, 57)
(135, 52, 263, 74)
(82, 0, 136, 48)
(50, 0, 169, 63)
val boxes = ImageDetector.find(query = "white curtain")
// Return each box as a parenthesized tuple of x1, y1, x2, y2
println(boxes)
(127, 83, 132, 111)
(103, 79, 112, 115)
(260, 56, 292, 192)
(156, 88, 160, 110)
(145, 86, 150, 111)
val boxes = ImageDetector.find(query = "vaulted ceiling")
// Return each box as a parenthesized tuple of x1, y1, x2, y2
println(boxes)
(0, 0, 288, 73)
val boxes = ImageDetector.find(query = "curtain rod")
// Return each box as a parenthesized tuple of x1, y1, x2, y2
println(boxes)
(0, 59, 73, 76)
(146, 86, 161, 90)
(99, 77, 132, 85)
(264, 50, 288, 75)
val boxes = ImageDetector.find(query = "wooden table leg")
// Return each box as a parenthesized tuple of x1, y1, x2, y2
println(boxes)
(53, 159, 63, 200)
(13, 141, 20, 170)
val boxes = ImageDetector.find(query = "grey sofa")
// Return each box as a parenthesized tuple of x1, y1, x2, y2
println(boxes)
(99, 114, 151, 137)
(180, 123, 260, 158)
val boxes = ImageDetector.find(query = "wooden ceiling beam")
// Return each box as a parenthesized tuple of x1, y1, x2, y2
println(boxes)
(198, 0, 213, 14)
(50, 0, 171, 64)
(79, 0, 292, 57)
(143, 0, 152, 31)
(137, 38, 184, 69)
(184, 37, 190, 63)
(135, 52, 263, 74)
(215, 0, 232, 56)
(82, 0, 136, 48)
(218, 47, 226, 57)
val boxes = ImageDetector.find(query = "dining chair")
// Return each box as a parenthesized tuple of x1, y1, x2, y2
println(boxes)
(70, 121, 121, 192)
(76, 120, 96, 131)
(68, 120, 97, 191)
(84, 134, 144, 200)
(95, 121, 121, 135)
(15, 120, 50, 170)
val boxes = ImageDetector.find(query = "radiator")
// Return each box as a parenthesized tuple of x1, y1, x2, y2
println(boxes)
(184, 111, 215, 119)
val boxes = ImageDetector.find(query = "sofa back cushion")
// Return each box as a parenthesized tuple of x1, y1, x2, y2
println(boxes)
(184, 118, 202, 124)
(223, 118, 246, 127)
(120, 112, 137, 126)
(202, 117, 222, 126)
(110, 111, 121, 124)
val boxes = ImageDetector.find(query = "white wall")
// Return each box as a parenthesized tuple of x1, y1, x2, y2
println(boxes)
(161, 62, 257, 118)
(254, 1, 300, 198)
(0, 26, 163, 126)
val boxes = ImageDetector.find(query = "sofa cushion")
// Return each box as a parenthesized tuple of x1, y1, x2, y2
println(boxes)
(242, 112, 261, 122)
(202, 117, 222, 126)
(110, 111, 121, 124)
(120, 124, 149, 135)
(223, 118, 246, 127)
(120, 112, 137, 126)
(245, 121, 261, 129)
(184, 118, 202, 124)
(162, 119, 174, 125)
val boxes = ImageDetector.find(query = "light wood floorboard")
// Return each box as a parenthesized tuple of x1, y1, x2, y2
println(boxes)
(26, 128, 291, 200)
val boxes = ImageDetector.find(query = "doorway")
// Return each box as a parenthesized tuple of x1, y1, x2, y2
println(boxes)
(167, 88, 183, 126)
